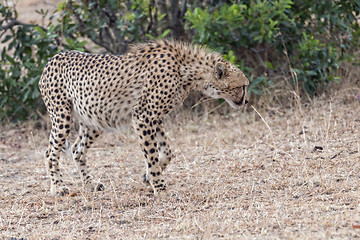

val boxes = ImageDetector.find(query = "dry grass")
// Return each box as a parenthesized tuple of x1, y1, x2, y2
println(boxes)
(1, 86, 360, 239)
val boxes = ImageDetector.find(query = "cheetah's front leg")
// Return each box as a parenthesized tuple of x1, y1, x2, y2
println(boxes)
(133, 116, 166, 195)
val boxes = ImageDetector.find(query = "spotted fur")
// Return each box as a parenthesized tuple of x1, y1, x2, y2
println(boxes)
(39, 40, 249, 196)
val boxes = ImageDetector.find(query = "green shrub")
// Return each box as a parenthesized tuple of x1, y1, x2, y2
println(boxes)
(185, 0, 293, 97)
(0, 0, 183, 121)
(186, 0, 293, 52)
(0, 0, 359, 121)
(186, 0, 360, 95)
(287, 0, 360, 93)
(0, 4, 88, 121)
(0, 5, 57, 121)
(292, 33, 339, 93)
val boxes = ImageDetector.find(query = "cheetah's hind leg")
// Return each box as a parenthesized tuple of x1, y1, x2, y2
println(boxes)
(71, 124, 105, 192)
(156, 119, 173, 172)
(45, 111, 72, 196)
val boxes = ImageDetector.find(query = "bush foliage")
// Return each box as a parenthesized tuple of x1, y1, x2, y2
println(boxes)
(0, 0, 359, 121)
(186, 0, 359, 94)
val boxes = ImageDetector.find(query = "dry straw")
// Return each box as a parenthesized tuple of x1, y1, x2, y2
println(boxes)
(1, 87, 359, 238)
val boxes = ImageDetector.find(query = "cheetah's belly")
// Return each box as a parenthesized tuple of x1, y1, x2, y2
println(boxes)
(69, 83, 141, 130)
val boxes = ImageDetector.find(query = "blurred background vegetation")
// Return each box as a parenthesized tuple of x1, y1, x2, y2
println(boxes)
(0, 0, 359, 121)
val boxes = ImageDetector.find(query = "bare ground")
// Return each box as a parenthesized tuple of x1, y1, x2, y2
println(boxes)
(0, 88, 360, 239)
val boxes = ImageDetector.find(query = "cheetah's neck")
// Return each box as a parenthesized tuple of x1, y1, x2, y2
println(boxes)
(179, 52, 222, 92)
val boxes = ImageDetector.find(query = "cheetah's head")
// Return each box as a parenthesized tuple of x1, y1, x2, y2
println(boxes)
(203, 61, 249, 109)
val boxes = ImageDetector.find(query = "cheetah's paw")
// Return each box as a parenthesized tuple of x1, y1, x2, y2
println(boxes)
(84, 182, 105, 192)
(51, 185, 70, 196)
(143, 174, 151, 186)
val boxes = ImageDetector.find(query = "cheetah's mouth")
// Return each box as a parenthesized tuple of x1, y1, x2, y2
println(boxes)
(233, 85, 248, 106)
(224, 98, 243, 109)
(234, 100, 245, 106)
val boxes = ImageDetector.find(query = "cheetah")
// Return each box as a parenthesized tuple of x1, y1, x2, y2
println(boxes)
(39, 40, 249, 196)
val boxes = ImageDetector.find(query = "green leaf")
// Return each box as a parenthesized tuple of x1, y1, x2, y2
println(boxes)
(264, 61, 274, 70)
(145, 33, 156, 40)
(251, 76, 267, 86)
(1, 35, 12, 44)
(305, 70, 318, 76)
(5, 54, 15, 64)
(34, 26, 46, 37)
(159, 29, 171, 39)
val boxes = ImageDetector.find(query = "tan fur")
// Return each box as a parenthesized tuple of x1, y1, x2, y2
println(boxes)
(39, 39, 249, 195)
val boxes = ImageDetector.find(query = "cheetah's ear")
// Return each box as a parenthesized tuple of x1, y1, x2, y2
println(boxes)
(214, 62, 227, 80)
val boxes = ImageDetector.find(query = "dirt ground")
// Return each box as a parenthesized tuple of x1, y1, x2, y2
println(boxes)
(1, 87, 360, 239)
